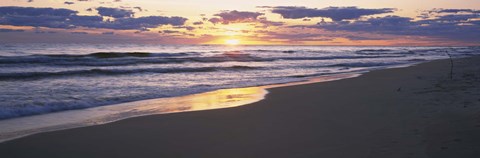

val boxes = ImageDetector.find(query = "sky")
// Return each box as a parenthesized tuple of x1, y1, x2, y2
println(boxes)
(0, 0, 479, 46)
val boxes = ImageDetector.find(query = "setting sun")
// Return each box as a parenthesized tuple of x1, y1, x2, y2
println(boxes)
(225, 39, 240, 45)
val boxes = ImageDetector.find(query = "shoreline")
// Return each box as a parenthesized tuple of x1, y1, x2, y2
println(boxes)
(0, 59, 455, 143)
(1, 56, 480, 157)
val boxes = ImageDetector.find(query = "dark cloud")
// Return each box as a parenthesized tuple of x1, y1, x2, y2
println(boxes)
(208, 17, 222, 24)
(207, 10, 283, 27)
(182, 32, 195, 37)
(64, 2, 74, 5)
(34, 27, 56, 34)
(174, 26, 195, 31)
(97, 7, 133, 18)
(193, 21, 204, 25)
(308, 12, 480, 41)
(0, 7, 188, 30)
(0, 28, 25, 32)
(162, 30, 180, 34)
(99, 16, 187, 29)
(34, 30, 57, 34)
(1, 14, 76, 29)
(0, 6, 77, 16)
(257, 17, 284, 27)
(433, 9, 480, 14)
(102, 31, 114, 35)
(71, 31, 88, 34)
(266, 6, 395, 21)
(210, 10, 263, 24)
(344, 35, 389, 41)
(419, 8, 480, 20)
(435, 14, 478, 21)
(260, 32, 334, 42)
(257, 30, 389, 42)
(133, 7, 143, 12)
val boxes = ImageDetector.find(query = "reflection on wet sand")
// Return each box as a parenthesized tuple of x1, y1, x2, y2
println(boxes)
(0, 86, 268, 143)
(142, 87, 268, 114)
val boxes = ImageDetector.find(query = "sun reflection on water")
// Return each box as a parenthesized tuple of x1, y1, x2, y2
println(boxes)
(156, 87, 267, 113)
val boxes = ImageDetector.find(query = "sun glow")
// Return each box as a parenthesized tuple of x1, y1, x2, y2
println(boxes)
(225, 39, 240, 45)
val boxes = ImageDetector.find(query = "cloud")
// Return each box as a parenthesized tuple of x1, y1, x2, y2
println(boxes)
(433, 8, 480, 14)
(343, 35, 388, 41)
(34, 30, 57, 34)
(0, 7, 188, 30)
(0, 28, 25, 32)
(418, 8, 480, 20)
(208, 17, 222, 24)
(102, 31, 114, 35)
(1, 14, 76, 29)
(103, 16, 187, 29)
(174, 26, 195, 30)
(133, 7, 143, 12)
(207, 10, 283, 27)
(0, 6, 77, 16)
(265, 32, 334, 41)
(97, 7, 133, 18)
(162, 30, 180, 34)
(308, 12, 480, 41)
(435, 14, 478, 21)
(71, 31, 88, 34)
(192, 21, 203, 25)
(257, 17, 284, 27)
(266, 6, 395, 21)
(209, 10, 264, 24)
(64, 2, 75, 5)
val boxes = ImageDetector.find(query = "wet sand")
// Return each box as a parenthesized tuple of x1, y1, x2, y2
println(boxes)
(1, 56, 480, 158)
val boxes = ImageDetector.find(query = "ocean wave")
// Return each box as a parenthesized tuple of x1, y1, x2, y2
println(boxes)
(278, 55, 406, 61)
(0, 92, 168, 120)
(0, 51, 271, 66)
(0, 52, 405, 67)
(357, 49, 393, 52)
(329, 62, 404, 67)
(0, 66, 261, 81)
(46, 52, 197, 58)
(2, 47, 474, 68)
(355, 49, 415, 55)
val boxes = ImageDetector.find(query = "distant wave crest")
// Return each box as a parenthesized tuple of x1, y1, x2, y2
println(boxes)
(0, 66, 261, 81)
(0, 51, 408, 67)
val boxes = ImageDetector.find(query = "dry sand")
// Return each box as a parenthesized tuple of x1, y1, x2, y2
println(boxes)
(1, 56, 479, 158)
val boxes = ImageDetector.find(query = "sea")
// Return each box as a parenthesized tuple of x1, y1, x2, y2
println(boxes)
(0, 44, 478, 120)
